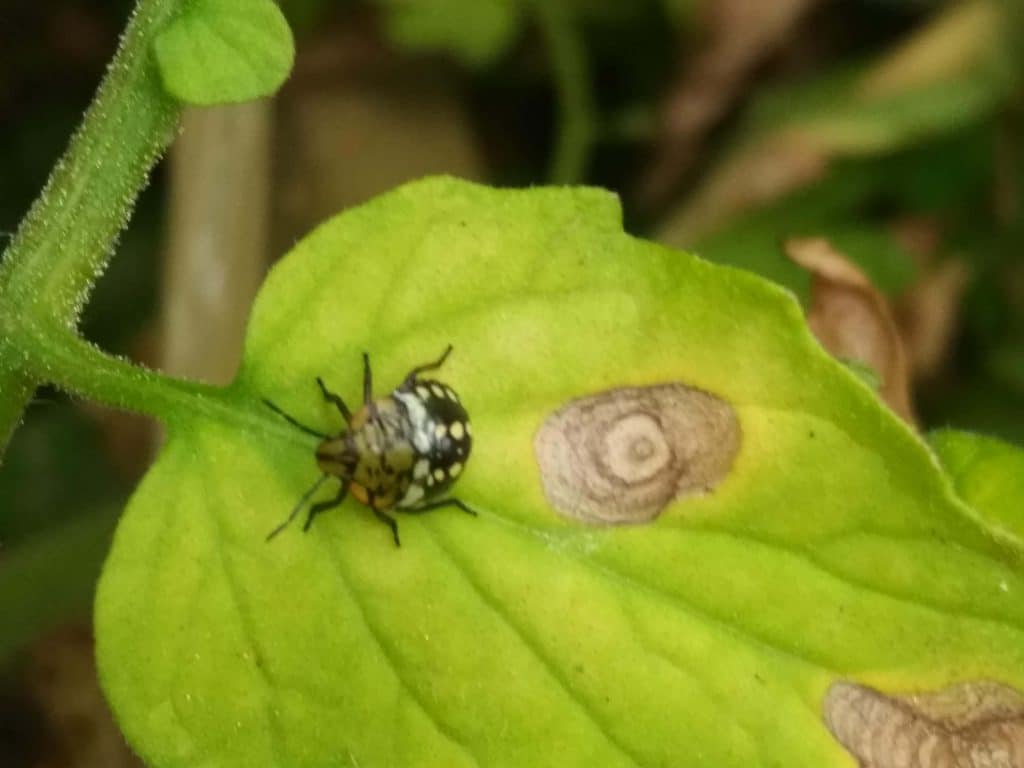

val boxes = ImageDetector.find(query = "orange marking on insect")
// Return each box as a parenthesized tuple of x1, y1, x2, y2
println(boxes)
(349, 406, 371, 431)
(350, 482, 370, 506)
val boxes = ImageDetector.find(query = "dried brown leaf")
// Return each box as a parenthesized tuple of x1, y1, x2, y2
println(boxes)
(785, 237, 916, 424)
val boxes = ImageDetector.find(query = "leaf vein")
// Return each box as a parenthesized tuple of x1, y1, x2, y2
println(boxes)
(424, 524, 647, 768)
(314, 535, 482, 768)
(201, 457, 289, 768)
(693, 526, 1024, 636)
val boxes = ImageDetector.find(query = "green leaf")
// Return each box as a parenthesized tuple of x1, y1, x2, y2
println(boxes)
(153, 0, 295, 105)
(795, 74, 1010, 156)
(378, 0, 522, 68)
(96, 178, 1024, 767)
(930, 428, 1024, 547)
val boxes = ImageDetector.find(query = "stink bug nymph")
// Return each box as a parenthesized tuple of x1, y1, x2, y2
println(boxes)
(264, 345, 475, 546)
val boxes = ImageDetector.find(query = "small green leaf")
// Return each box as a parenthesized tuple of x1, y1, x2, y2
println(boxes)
(378, 0, 522, 67)
(930, 428, 1024, 547)
(96, 179, 1024, 767)
(154, 0, 295, 105)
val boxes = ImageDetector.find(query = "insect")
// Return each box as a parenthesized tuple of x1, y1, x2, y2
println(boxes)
(263, 345, 475, 546)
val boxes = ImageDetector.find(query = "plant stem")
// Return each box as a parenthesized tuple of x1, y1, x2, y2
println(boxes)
(10, 321, 313, 451)
(0, 0, 183, 454)
(534, 3, 595, 184)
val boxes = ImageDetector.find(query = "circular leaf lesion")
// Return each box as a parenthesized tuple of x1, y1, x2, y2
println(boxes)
(823, 679, 1024, 767)
(533, 383, 741, 525)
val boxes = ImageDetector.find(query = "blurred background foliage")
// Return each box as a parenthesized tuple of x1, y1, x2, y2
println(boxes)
(1, 0, 1022, 764)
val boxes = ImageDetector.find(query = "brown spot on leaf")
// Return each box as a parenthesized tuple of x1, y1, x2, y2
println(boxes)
(784, 237, 916, 425)
(823, 680, 1024, 767)
(533, 383, 740, 525)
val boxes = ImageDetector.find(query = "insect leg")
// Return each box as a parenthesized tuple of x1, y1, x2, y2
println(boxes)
(263, 399, 329, 439)
(371, 508, 401, 547)
(316, 377, 352, 421)
(362, 351, 386, 431)
(405, 498, 478, 517)
(402, 344, 453, 386)
(362, 352, 374, 405)
(266, 474, 329, 541)
(303, 483, 348, 532)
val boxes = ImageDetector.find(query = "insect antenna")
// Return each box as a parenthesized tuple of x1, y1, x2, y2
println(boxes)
(263, 398, 329, 439)
(266, 474, 329, 541)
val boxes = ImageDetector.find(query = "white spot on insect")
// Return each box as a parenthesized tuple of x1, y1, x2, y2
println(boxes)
(394, 391, 432, 453)
(434, 422, 448, 439)
(444, 386, 458, 401)
(416, 385, 431, 400)
(450, 421, 465, 440)
(433, 468, 446, 482)
(465, 422, 472, 437)
(426, 475, 435, 487)
(450, 462, 463, 477)
(413, 459, 430, 479)
(400, 484, 424, 506)
(431, 384, 446, 399)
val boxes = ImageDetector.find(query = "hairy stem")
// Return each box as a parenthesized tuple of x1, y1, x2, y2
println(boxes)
(11, 321, 312, 451)
(0, 0, 183, 453)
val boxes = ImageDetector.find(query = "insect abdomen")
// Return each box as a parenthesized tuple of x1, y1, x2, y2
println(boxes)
(393, 379, 472, 509)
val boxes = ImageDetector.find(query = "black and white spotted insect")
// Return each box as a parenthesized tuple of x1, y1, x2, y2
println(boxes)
(264, 345, 475, 546)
